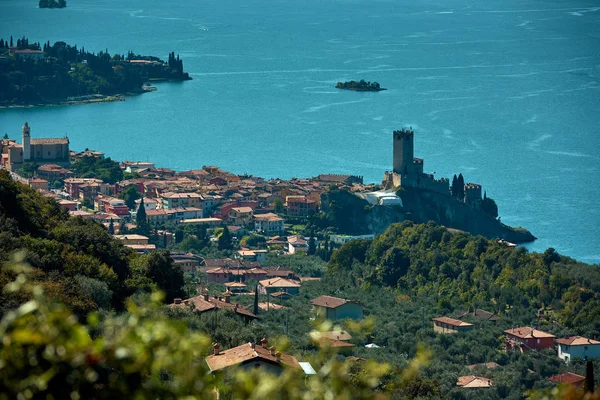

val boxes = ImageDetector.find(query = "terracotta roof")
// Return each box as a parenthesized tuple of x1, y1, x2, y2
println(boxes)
(259, 277, 301, 288)
(206, 343, 300, 372)
(433, 317, 473, 328)
(207, 267, 228, 274)
(457, 376, 494, 388)
(231, 206, 253, 213)
(31, 138, 69, 145)
(224, 282, 247, 288)
(548, 372, 586, 385)
(504, 327, 555, 339)
(310, 295, 359, 309)
(254, 213, 284, 222)
(169, 295, 257, 319)
(556, 336, 600, 346)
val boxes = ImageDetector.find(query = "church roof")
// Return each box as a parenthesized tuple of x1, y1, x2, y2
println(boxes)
(31, 138, 69, 145)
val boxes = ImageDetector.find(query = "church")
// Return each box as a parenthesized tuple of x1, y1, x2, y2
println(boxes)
(1, 122, 70, 171)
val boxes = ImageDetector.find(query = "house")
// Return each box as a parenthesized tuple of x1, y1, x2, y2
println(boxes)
(95, 195, 130, 216)
(432, 317, 474, 334)
(169, 293, 257, 322)
(64, 178, 104, 199)
(254, 213, 285, 234)
(160, 192, 203, 209)
(164, 207, 203, 222)
(286, 196, 317, 217)
(224, 281, 248, 293)
(456, 308, 499, 323)
(259, 277, 301, 296)
(288, 236, 308, 254)
(37, 164, 74, 181)
(548, 372, 586, 388)
(504, 327, 555, 352)
(113, 234, 149, 246)
(170, 252, 202, 273)
(556, 336, 600, 363)
(310, 295, 363, 320)
(11, 48, 45, 61)
(229, 206, 254, 227)
(236, 249, 267, 263)
(456, 376, 494, 388)
(207, 267, 230, 283)
(57, 199, 78, 211)
(28, 178, 48, 191)
(135, 197, 158, 212)
(205, 338, 301, 375)
(145, 209, 169, 224)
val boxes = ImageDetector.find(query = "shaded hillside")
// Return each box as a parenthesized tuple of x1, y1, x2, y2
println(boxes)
(0, 170, 184, 316)
(320, 187, 535, 243)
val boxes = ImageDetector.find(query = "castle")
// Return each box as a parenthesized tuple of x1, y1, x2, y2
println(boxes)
(383, 128, 482, 204)
(0, 122, 70, 171)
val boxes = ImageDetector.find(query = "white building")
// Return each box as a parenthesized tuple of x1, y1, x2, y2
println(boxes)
(330, 234, 375, 245)
(556, 336, 600, 363)
(135, 198, 158, 212)
(254, 213, 285, 234)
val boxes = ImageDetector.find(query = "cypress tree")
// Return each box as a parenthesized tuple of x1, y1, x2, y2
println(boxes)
(136, 198, 149, 235)
(108, 218, 115, 235)
(585, 360, 594, 393)
(253, 285, 259, 315)
(218, 226, 232, 250)
(10, 36, 13, 47)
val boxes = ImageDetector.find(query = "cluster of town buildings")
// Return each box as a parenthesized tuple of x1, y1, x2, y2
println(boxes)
(3, 123, 594, 392)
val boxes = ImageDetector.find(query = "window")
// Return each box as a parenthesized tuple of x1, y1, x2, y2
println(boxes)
(537, 339, 540, 344)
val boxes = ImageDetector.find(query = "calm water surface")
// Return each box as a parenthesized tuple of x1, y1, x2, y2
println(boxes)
(1, 0, 599, 263)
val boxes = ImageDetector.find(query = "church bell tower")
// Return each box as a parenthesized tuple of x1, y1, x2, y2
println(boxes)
(22, 122, 31, 161)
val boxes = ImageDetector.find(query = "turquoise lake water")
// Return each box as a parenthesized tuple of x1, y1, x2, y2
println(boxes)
(1, 0, 599, 263)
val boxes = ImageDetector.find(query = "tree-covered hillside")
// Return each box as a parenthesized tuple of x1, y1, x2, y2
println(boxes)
(328, 221, 600, 335)
(0, 37, 191, 106)
(0, 170, 183, 316)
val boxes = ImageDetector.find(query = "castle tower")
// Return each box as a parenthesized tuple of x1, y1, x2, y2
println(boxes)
(392, 128, 414, 176)
(22, 122, 31, 161)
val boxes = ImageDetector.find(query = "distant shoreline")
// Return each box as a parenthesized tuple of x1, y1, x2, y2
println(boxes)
(0, 85, 164, 109)
(0, 94, 133, 110)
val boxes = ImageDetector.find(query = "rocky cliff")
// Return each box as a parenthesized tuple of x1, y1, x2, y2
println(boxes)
(320, 187, 536, 243)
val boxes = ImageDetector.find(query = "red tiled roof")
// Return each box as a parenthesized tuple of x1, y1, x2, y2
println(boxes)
(169, 295, 257, 319)
(259, 277, 301, 288)
(504, 327, 555, 339)
(457, 376, 494, 388)
(556, 336, 600, 346)
(205, 343, 300, 372)
(310, 295, 359, 309)
(548, 373, 586, 385)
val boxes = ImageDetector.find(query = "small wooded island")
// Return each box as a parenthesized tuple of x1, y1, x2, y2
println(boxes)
(336, 80, 386, 91)
(39, 0, 66, 8)
(0, 36, 192, 107)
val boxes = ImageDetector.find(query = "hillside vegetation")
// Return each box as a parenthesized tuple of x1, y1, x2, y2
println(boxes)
(1, 172, 599, 398)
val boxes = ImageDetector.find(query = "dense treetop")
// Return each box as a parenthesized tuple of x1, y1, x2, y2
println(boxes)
(0, 36, 191, 106)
